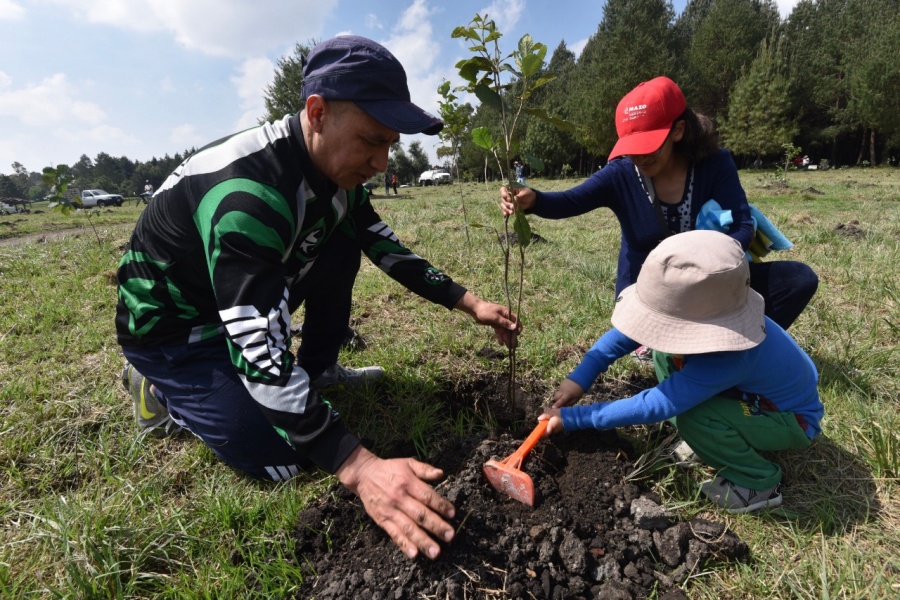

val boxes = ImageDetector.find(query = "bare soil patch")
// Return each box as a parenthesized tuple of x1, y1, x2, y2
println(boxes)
(834, 220, 866, 238)
(292, 372, 749, 599)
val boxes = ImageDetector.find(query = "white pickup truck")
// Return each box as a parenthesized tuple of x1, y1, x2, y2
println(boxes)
(418, 169, 452, 186)
(80, 189, 124, 207)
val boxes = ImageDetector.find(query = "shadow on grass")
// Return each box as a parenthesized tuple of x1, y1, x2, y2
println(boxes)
(772, 434, 880, 536)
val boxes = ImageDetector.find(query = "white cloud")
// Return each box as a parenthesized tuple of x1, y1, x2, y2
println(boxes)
(45, 0, 339, 58)
(364, 13, 383, 30)
(384, 2, 449, 108)
(0, 0, 25, 20)
(158, 77, 176, 94)
(570, 37, 588, 59)
(776, 1, 801, 18)
(378, 0, 457, 164)
(0, 73, 106, 126)
(170, 124, 205, 149)
(384, 0, 447, 86)
(478, 0, 525, 33)
(82, 123, 139, 145)
(230, 57, 275, 129)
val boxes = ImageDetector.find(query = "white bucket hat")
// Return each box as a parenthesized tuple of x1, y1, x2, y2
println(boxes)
(611, 230, 766, 354)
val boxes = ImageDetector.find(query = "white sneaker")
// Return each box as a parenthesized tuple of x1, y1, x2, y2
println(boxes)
(700, 476, 783, 514)
(312, 363, 384, 391)
(670, 440, 701, 468)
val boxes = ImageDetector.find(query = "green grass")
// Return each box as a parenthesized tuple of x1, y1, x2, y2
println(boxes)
(1, 169, 898, 597)
(0, 200, 144, 240)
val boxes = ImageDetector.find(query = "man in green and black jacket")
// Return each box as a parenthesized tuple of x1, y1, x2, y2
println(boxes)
(117, 35, 519, 561)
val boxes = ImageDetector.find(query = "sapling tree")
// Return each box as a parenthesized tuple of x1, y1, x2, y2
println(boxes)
(41, 164, 103, 246)
(436, 80, 474, 243)
(781, 142, 802, 183)
(452, 14, 572, 409)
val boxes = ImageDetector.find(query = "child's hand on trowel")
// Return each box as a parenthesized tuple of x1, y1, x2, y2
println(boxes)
(537, 409, 564, 435)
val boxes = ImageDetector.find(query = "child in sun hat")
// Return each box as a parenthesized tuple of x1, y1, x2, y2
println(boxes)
(538, 229, 823, 514)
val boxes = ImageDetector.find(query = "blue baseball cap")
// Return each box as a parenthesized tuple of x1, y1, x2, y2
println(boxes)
(302, 35, 443, 136)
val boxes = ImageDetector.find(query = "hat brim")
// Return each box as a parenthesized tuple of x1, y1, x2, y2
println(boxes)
(357, 100, 443, 135)
(608, 127, 672, 161)
(611, 283, 767, 354)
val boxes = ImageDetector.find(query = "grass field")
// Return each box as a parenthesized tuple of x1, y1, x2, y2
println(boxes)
(0, 168, 898, 598)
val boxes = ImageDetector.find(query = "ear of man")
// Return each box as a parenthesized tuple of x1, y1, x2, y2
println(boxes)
(306, 95, 356, 133)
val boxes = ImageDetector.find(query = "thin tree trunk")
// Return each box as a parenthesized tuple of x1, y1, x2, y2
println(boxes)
(869, 129, 877, 167)
(856, 127, 867, 166)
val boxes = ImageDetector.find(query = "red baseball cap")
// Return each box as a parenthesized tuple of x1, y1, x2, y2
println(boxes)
(608, 77, 687, 160)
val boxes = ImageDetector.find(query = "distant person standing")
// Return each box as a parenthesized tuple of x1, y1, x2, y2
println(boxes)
(140, 180, 154, 205)
(384, 171, 391, 196)
(514, 161, 526, 185)
(392, 172, 399, 195)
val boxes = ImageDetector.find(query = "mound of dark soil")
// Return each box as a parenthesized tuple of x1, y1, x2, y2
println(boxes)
(835, 220, 866, 238)
(292, 374, 749, 599)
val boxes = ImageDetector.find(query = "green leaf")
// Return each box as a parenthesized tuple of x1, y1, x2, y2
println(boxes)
(474, 83, 503, 112)
(455, 59, 480, 83)
(472, 127, 495, 150)
(451, 26, 479, 41)
(517, 34, 535, 56)
(513, 209, 532, 248)
(530, 74, 556, 91)
(524, 153, 544, 172)
(519, 54, 543, 78)
(455, 56, 494, 84)
(500, 63, 522, 78)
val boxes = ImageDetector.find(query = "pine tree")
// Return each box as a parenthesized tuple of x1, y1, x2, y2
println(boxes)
(570, 0, 678, 157)
(719, 36, 798, 161)
(261, 40, 317, 123)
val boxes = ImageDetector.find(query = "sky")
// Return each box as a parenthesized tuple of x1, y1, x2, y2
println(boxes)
(0, 0, 801, 177)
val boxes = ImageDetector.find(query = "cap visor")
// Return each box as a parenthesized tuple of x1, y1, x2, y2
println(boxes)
(608, 128, 672, 160)
(357, 100, 443, 135)
(610, 285, 767, 354)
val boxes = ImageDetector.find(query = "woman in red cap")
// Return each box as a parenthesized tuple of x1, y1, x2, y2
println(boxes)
(500, 77, 817, 335)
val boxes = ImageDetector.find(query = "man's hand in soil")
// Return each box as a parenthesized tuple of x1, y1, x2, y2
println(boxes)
(538, 409, 564, 435)
(453, 291, 522, 348)
(499, 186, 537, 217)
(335, 445, 456, 560)
(551, 378, 585, 408)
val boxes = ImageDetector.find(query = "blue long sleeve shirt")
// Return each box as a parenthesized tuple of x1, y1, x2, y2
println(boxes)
(562, 320, 823, 439)
(530, 150, 754, 294)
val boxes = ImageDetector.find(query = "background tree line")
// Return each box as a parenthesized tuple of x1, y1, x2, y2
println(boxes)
(4, 0, 897, 201)
(455, 0, 900, 180)
(0, 151, 192, 202)
(468, 0, 900, 180)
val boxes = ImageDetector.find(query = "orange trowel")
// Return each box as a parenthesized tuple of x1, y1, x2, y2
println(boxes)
(483, 422, 548, 506)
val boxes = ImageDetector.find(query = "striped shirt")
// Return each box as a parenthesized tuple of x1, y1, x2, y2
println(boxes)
(116, 113, 465, 471)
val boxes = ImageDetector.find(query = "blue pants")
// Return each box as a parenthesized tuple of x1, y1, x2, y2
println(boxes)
(748, 260, 818, 330)
(123, 231, 360, 481)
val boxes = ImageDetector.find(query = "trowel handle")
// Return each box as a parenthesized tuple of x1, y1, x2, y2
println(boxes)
(507, 422, 548, 463)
